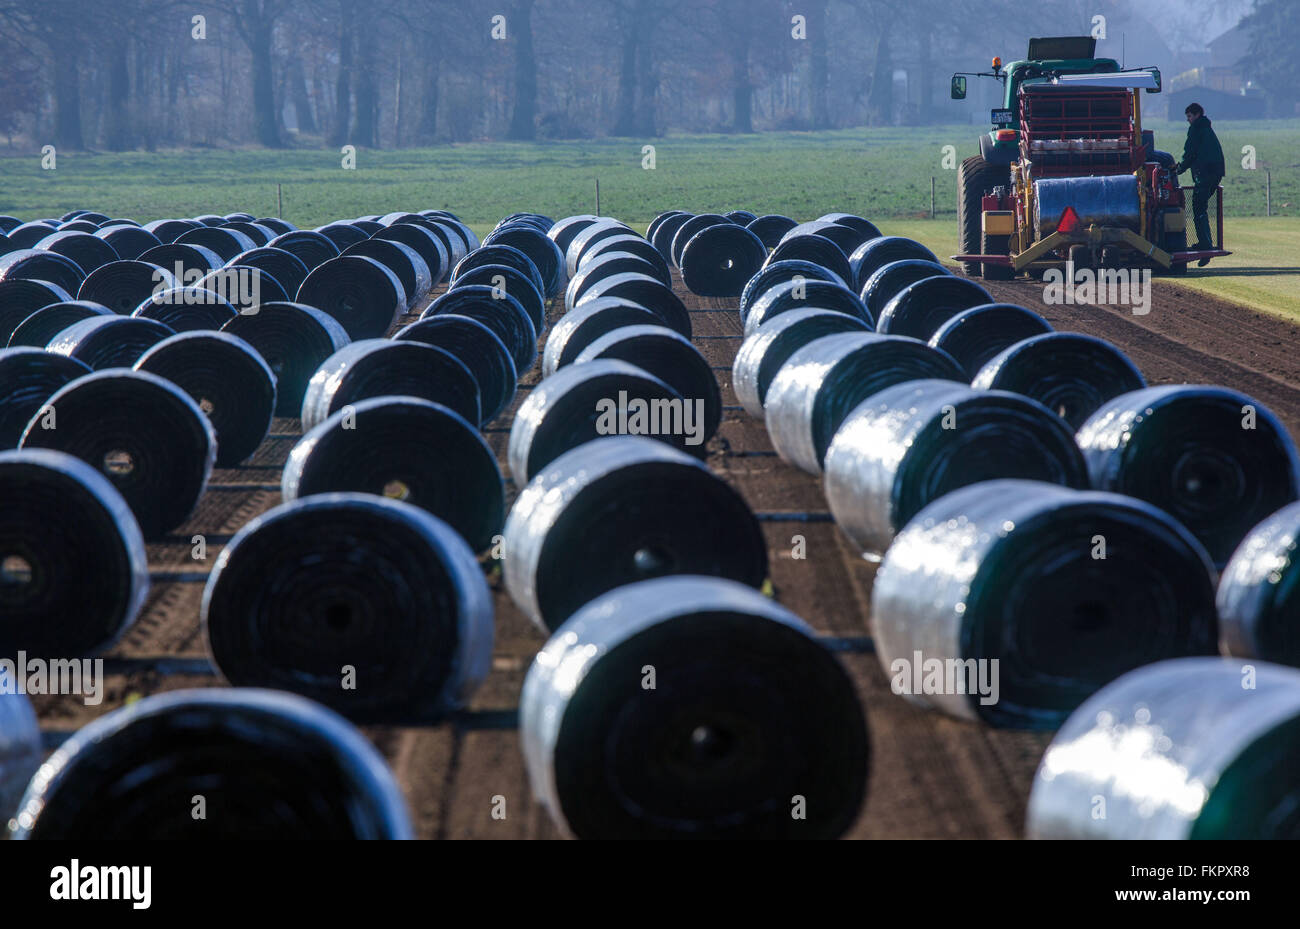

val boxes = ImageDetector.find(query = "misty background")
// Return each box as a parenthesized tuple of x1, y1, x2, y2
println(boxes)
(0, 0, 1291, 153)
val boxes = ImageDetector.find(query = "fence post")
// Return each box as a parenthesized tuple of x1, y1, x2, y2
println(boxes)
(596, 178, 601, 216)
(931, 177, 936, 219)
(1266, 169, 1271, 218)
(278, 183, 283, 219)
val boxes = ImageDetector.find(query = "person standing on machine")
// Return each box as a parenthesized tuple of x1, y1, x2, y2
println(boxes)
(1174, 103, 1225, 266)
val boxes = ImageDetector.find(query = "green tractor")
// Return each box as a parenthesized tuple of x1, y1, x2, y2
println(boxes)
(950, 36, 1224, 279)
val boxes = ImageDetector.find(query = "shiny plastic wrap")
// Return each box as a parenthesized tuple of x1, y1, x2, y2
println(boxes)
(503, 436, 768, 631)
(452, 244, 545, 299)
(341, 239, 431, 311)
(221, 301, 350, 417)
(762, 235, 853, 287)
(0, 249, 87, 297)
(0, 279, 74, 344)
(423, 285, 538, 374)
(34, 231, 120, 276)
(0, 448, 149, 655)
(680, 224, 769, 298)
(520, 575, 867, 838)
(744, 214, 799, 249)
(738, 259, 846, 324)
(824, 379, 1088, 554)
(872, 480, 1218, 727)
(451, 263, 546, 334)
(858, 259, 949, 322)
(19, 369, 216, 539)
(46, 315, 176, 369)
(743, 278, 874, 337)
(927, 303, 1053, 379)
(972, 332, 1146, 429)
(393, 315, 517, 424)
(542, 297, 659, 378)
(267, 230, 341, 271)
(483, 224, 565, 298)
(11, 688, 413, 838)
(283, 397, 504, 552)
(765, 332, 965, 474)
(1217, 502, 1300, 665)
(1026, 657, 1300, 838)
(1076, 385, 1300, 567)
(876, 276, 993, 341)
(296, 254, 406, 341)
(134, 331, 276, 467)
(575, 271, 691, 338)
(132, 287, 239, 332)
(8, 301, 112, 348)
(733, 309, 872, 419)
(0, 692, 40, 826)
(0, 348, 91, 448)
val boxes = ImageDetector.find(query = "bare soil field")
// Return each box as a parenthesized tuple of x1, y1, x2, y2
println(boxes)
(27, 271, 1300, 839)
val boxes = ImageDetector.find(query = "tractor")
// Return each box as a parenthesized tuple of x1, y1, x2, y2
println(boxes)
(950, 35, 1229, 280)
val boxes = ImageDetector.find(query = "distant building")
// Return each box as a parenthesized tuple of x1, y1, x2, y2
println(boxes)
(1168, 22, 1269, 119)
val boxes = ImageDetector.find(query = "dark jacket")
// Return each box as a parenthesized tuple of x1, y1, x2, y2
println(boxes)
(1176, 116, 1225, 182)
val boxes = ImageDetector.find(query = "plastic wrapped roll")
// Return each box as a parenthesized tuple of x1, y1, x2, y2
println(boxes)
(221, 302, 350, 417)
(670, 214, 731, 268)
(229, 246, 311, 301)
(566, 252, 669, 311)
(972, 332, 1145, 430)
(645, 210, 686, 243)
(77, 259, 178, 315)
(8, 301, 112, 348)
(650, 212, 693, 262)
(267, 230, 340, 271)
(825, 379, 1089, 553)
(583, 233, 672, 279)
(0, 447, 148, 655)
(301, 339, 480, 432)
(5, 224, 63, 249)
(135, 291, 237, 341)
(341, 239, 430, 311)
(0, 279, 74, 343)
(928, 303, 1054, 379)
(726, 209, 759, 224)
(0, 692, 40, 825)
(680, 224, 768, 298)
(34, 231, 120, 276)
(520, 575, 868, 838)
(542, 297, 659, 378)
(503, 437, 768, 631)
(315, 222, 368, 251)
(192, 214, 227, 227)
(19, 369, 215, 539)
(743, 278, 874, 337)
(819, 212, 882, 244)
(297, 254, 406, 341)
(284, 397, 504, 552)
(507, 359, 699, 485)
(371, 222, 448, 286)
(0, 214, 27, 232)
(221, 222, 275, 246)
(765, 332, 965, 474)
(95, 225, 161, 261)
(256, 217, 296, 236)
(574, 324, 721, 442)
(548, 214, 600, 255)
(427, 218, 477, 264)
(138, 242, 224, 284)
(848, 236, 939, 292)
(0, 349, 92, 448)
(202, 495, 493, 724)
(872, 479, 1218, 727)
(142, 218, 202, 243)
(1077, 385, 1300, 568)
(483, 224, 565, 298)
(55, 220, 99, 234)
(422, 285, 537, 374)
(1026, 657, 1300, 838)
(452, 244, 545, 299)
(175, 226, 257, 263)
(224, 211, 257, 223)
(0, 249, 87, 296)
(763, 233, 853, 284)
(197, 265, 288, 314)
(859, 259, 949, 322)
(876, 276, 993, 341)
(733, 309, 873, 418)
(451, 264, 546, 335)
(779, 220, 866, 258)
(1217, 502, 1300, 665)
(738, 259, 845, 324)
(568, 219, 634, 277)
(394, 316, 517, 424)
(46, 315, 176, 369)
(349, 218, 383, 236)
(11, 688, 412, 839)
(746, 214, 799, 249)
(574, 272, 691, 338)
(134, 331, 275, 467)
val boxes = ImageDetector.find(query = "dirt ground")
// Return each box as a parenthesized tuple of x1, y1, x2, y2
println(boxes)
(26, 268, 1300, 839)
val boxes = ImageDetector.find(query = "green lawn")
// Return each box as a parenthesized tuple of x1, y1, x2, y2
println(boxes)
(1, 122, 1296, 320)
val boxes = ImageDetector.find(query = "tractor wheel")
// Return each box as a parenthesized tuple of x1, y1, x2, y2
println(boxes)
(958, 155, 1009, 277)
(981, 231, 1014, 280)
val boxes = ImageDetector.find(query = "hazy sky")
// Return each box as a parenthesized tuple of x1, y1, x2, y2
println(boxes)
(1132, 0, 1254, 51)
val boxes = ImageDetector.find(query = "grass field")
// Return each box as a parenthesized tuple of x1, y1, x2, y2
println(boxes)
(2, 121, 1297, 319)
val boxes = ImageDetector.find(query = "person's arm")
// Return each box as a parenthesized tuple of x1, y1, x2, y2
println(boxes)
(1176, 122, 1202, 174)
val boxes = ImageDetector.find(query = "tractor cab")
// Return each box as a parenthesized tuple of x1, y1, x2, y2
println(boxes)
(950, 37, 1227, 279)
